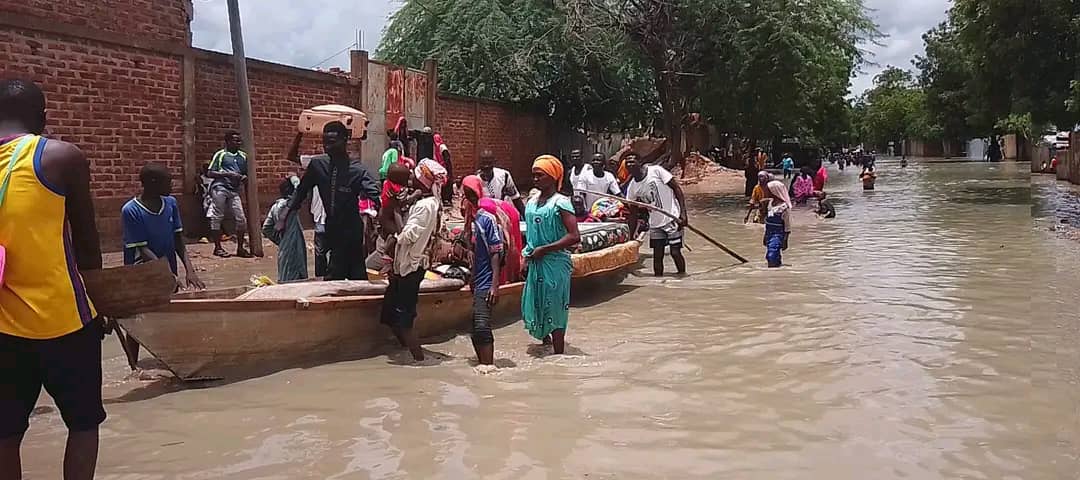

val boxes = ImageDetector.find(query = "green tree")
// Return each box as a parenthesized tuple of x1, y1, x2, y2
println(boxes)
(949, 0, 1078, 128)
(563, 0, 877, 162)
(377, 0, 656, 131)
(915, 21, 984, 140)
(854, 67, 938, 149)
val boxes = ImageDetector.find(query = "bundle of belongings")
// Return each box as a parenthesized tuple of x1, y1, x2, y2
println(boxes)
(236, 276, 465, 300)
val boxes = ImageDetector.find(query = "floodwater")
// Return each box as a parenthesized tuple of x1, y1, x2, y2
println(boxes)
(21, 160, 1080, 479)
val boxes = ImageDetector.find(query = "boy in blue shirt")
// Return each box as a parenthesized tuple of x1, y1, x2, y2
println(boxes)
(120, 164, 204, 369)
(463, 187, 503, 367)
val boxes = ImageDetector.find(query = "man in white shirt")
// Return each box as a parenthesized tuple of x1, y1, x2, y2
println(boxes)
(566, 149, 589, 193)
(382, 160, 444, 362)
(625, 152, 688, 277)
(478, 149, 525, 213)
(573, 152, 622, 210)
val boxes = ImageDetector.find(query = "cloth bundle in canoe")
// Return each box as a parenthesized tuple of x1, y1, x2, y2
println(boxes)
(574, 223, 630, 254)
(571, 240, 640, 278)
(235, 277, 466, 300)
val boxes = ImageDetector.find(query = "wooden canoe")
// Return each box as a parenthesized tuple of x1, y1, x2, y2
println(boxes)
(119, 241, 640, 381)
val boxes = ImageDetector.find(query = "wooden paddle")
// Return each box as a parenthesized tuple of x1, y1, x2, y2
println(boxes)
(580, 189, 750, 264)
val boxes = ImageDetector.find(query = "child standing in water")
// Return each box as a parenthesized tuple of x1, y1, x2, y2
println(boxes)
(763, 180, 792, 268)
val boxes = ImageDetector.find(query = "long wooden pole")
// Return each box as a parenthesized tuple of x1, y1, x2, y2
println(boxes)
(227, 0, 264, 256)
(580, 189, 750, 264)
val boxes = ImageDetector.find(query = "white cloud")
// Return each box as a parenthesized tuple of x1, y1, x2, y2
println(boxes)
(191, 0, 402, 70)
(851, 0, 951, 94)
(191, 0, 949, 94)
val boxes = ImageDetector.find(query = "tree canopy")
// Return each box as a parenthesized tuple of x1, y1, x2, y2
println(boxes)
(852, 67, 937, 150)
(914, 0, 1079, 140)
(376, 0, 656, 131)
(378, 0, 878, 152)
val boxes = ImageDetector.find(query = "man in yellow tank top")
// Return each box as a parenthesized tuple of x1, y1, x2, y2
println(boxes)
(0, 79, 105, 480)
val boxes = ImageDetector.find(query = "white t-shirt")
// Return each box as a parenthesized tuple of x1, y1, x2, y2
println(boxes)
(573, 169, 622, 209)
(626, 165, 680, 230)
(568, 164, 592, 189)
(480, 167, 520, 201)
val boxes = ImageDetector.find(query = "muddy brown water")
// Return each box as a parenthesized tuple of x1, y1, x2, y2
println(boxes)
(20, 160, 1079, 479)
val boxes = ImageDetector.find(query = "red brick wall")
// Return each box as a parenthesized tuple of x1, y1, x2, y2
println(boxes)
(435, 94, 551, 188)
(435, 96, 477, 171)
(0, 0, 193, 43)
(1, 0, 559, 248)
(189, 52, 363, 234)
(0, 28, 184, 246)
(193, 52, 362, 194)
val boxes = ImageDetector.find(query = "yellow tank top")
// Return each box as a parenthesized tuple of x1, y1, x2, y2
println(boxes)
(0, 135, 96, 339)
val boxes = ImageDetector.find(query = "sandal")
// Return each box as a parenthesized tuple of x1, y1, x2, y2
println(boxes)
(235, 248, 254, 259)
(213, 248, 231, 258)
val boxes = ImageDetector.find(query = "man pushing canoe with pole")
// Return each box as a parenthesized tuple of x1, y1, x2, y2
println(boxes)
(580, 152, 749, 268)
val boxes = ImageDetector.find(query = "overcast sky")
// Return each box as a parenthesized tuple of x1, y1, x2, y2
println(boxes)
(191, 0, 949, 95)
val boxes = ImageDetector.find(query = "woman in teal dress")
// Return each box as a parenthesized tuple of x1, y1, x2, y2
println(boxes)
(522, 155, 581, 354)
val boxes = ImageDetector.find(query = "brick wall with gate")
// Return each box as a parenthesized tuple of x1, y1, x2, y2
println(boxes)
(0, 0, 557, 248)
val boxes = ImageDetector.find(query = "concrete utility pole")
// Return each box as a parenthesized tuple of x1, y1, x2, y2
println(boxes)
(227, 0, 264, 256)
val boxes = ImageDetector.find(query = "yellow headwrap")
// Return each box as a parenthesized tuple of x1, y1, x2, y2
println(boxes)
(533, 155, 564, 183)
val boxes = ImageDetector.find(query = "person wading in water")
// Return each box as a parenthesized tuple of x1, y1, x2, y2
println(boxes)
(625, 152, 689, 277)
(280, 121, 381, 280)
(383, 159, 444, 362)
(0, 78, 106, 480)
(522, 156, 581, 354)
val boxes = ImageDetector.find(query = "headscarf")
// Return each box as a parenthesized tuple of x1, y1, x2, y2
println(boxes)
(757, 171, 773, 185)
(415, 158, 448, 199)
(433, 133, 447, 166)
(533, 155, 564, 183)
(461, 174, 486, 224)
(461, 175, 485, 200)
(766, 180, 792, 210)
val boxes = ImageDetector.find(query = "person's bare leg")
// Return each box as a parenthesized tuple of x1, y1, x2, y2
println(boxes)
(63, 429, 98, 480)
(235, 233, 251, 257)
(211, 230, 228, 256)
(475, 343, 494, 366)
(402, 328, 424, 361)
(0, 434, 23, 480)
(119, 331, 140, 370)
(670, 246, 686, 275)
(652, 247, 665, 277)
(550, 329, 566, 355)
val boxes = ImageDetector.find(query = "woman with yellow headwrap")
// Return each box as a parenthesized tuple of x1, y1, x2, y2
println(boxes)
(522, 155, 581, 353)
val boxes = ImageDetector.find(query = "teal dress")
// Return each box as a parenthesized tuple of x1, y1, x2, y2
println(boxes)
(522, 193, 574, 340)
(262, 199, 308, 282)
